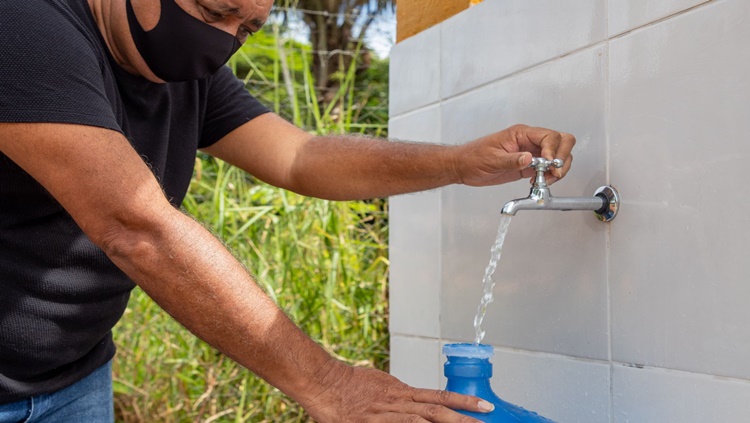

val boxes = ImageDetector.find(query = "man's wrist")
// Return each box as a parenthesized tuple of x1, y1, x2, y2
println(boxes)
(294, 355, 350, 409)
(442, 144, 465, 185)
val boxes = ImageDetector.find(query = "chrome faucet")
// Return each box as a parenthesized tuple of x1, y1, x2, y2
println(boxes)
(501, 157, 620, 221)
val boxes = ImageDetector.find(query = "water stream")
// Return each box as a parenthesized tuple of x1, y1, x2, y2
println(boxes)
(473, 214, 513, 345)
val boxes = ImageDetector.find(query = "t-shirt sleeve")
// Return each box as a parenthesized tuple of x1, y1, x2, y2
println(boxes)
(0, 1, 120, 132)
(198, 66, 270, 148)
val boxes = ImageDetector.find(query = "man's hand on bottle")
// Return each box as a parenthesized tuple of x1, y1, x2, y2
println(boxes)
(302, 362, 493, 422)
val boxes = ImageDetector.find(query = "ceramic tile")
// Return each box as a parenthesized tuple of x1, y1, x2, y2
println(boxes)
(390, 336, 441, 389)
(608, 0, 709, 36)
(439, 46, 609, 360)
(440, 0, 606, 99)
(389, 25, 441, 117)
(388, 106, 442, 338)
(609, 0, 750, 379)
(388, 104, 441, 143)
(439, 341, 610, 423)
(612, 365, 750, 422)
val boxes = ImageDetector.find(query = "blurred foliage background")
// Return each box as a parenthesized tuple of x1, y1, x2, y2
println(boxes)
(112, 5, 393, 422)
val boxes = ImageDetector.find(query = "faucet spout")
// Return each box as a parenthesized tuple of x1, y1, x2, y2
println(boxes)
(501, 185, 619, 221)
(499, 158, 620, 221)
(501, 193, 608, 215)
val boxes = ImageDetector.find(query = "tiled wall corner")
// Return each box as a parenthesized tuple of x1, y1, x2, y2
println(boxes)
(389, 25, 441, 117)
(608, 0, 710, 36)
(440, 45, 609, 360)
(390, 336, 441, 389)
(440, 0, 607, 99)
(609, 0, 750, 379)
(389, 106, 443, 338)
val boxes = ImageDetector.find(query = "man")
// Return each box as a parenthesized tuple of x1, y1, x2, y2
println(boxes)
(0, 0, 575, 421)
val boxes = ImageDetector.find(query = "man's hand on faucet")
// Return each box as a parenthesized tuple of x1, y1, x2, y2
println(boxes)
(449, 124, 575, 187)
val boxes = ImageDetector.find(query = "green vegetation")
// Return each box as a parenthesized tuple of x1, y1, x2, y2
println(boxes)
(112, 24, 390, 422)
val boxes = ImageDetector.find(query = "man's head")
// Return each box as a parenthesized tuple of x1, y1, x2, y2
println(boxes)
(89, 0, 273, 82)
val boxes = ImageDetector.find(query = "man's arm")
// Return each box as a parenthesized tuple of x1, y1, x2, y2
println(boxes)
(0, 122, 489, 422)
(202, 113, 575, 200)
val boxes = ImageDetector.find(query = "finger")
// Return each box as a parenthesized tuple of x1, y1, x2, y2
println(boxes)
(518, 126, 561, 161)
(375, 413, 430, 423)
(411, 389, 494, 414)
(540, 131, 562, 162)
(552, 133, 576, 178)
(491, 151, 533, 172)
(555, 153, 573, 179)
(515, 152, 532, 169)
(398, 403, 484, 423)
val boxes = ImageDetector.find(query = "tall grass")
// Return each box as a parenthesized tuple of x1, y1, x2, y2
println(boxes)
(112, 24, 390, 422)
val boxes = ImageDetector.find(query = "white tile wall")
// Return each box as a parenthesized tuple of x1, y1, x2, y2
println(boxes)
(440, 0, 607, 99)
(389, 104, 441, 143)
(489, 350, 610, 423)
(389, 106, 442, 338)
(389, 26, 441, 117)
(440, 45, 609, 360)
(390, 336, 441, 389)
(389, 0, 750, 420)
(612, 364, 750, 422)
(609, 0, 750, 379)
(608, 0, 709, 37)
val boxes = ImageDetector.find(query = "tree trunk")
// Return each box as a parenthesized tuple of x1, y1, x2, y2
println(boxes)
(295, 0, 386, 106)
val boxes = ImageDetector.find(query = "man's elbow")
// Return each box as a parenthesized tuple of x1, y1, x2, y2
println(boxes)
(86, 202, 175, 266)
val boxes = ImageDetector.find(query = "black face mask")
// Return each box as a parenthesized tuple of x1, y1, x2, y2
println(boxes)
(126, 0, 242, 81)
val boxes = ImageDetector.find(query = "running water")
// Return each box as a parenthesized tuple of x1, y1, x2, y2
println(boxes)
(473, 214, 513, 345)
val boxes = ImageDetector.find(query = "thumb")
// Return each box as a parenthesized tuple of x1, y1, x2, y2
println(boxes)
(508, 152, 531, 169)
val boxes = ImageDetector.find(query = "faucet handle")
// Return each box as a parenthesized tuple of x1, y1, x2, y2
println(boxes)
(529, 157, 564, 171)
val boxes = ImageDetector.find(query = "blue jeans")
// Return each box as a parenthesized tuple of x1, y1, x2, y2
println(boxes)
(0, 361, 113, 423)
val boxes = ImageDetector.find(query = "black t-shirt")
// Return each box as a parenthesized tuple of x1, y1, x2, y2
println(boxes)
(0, 0, 268, 403)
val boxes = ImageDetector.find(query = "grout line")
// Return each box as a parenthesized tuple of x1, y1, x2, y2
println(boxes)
(610, 362, 750, 385)
(438, 0, 719, 108)
(440, 39, 610, 105)
(608, 0, 716, 40)
(391, 333, 442, 342)
(436, 20, 444, 386)
(440, 335, 750, 380)
(391, 2, 720, 123)
(389, 100, 442, 123)
(438, 335, 750, 385)
(439, 338, 613, 366)
(604, 7, 615, 420)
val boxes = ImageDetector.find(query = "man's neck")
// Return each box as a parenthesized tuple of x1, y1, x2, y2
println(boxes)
(87, 0, 162, 82)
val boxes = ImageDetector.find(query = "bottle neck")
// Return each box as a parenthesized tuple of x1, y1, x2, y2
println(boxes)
(444, 356, 495, 395)
(444, 356, 493, 378)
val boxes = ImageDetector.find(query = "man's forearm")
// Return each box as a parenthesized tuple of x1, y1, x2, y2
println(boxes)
(0, 121, 342, 409)
(103, 206, 340, 406)
(289, 135, 462, 200)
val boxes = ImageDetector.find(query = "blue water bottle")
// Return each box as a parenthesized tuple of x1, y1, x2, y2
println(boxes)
(443, 343, 557, 422)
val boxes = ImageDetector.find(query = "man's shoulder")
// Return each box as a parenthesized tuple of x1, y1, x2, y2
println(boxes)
(1, 0, 103, 59)
(0, 0, 107, 82)
(0, 0, 120, 132)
